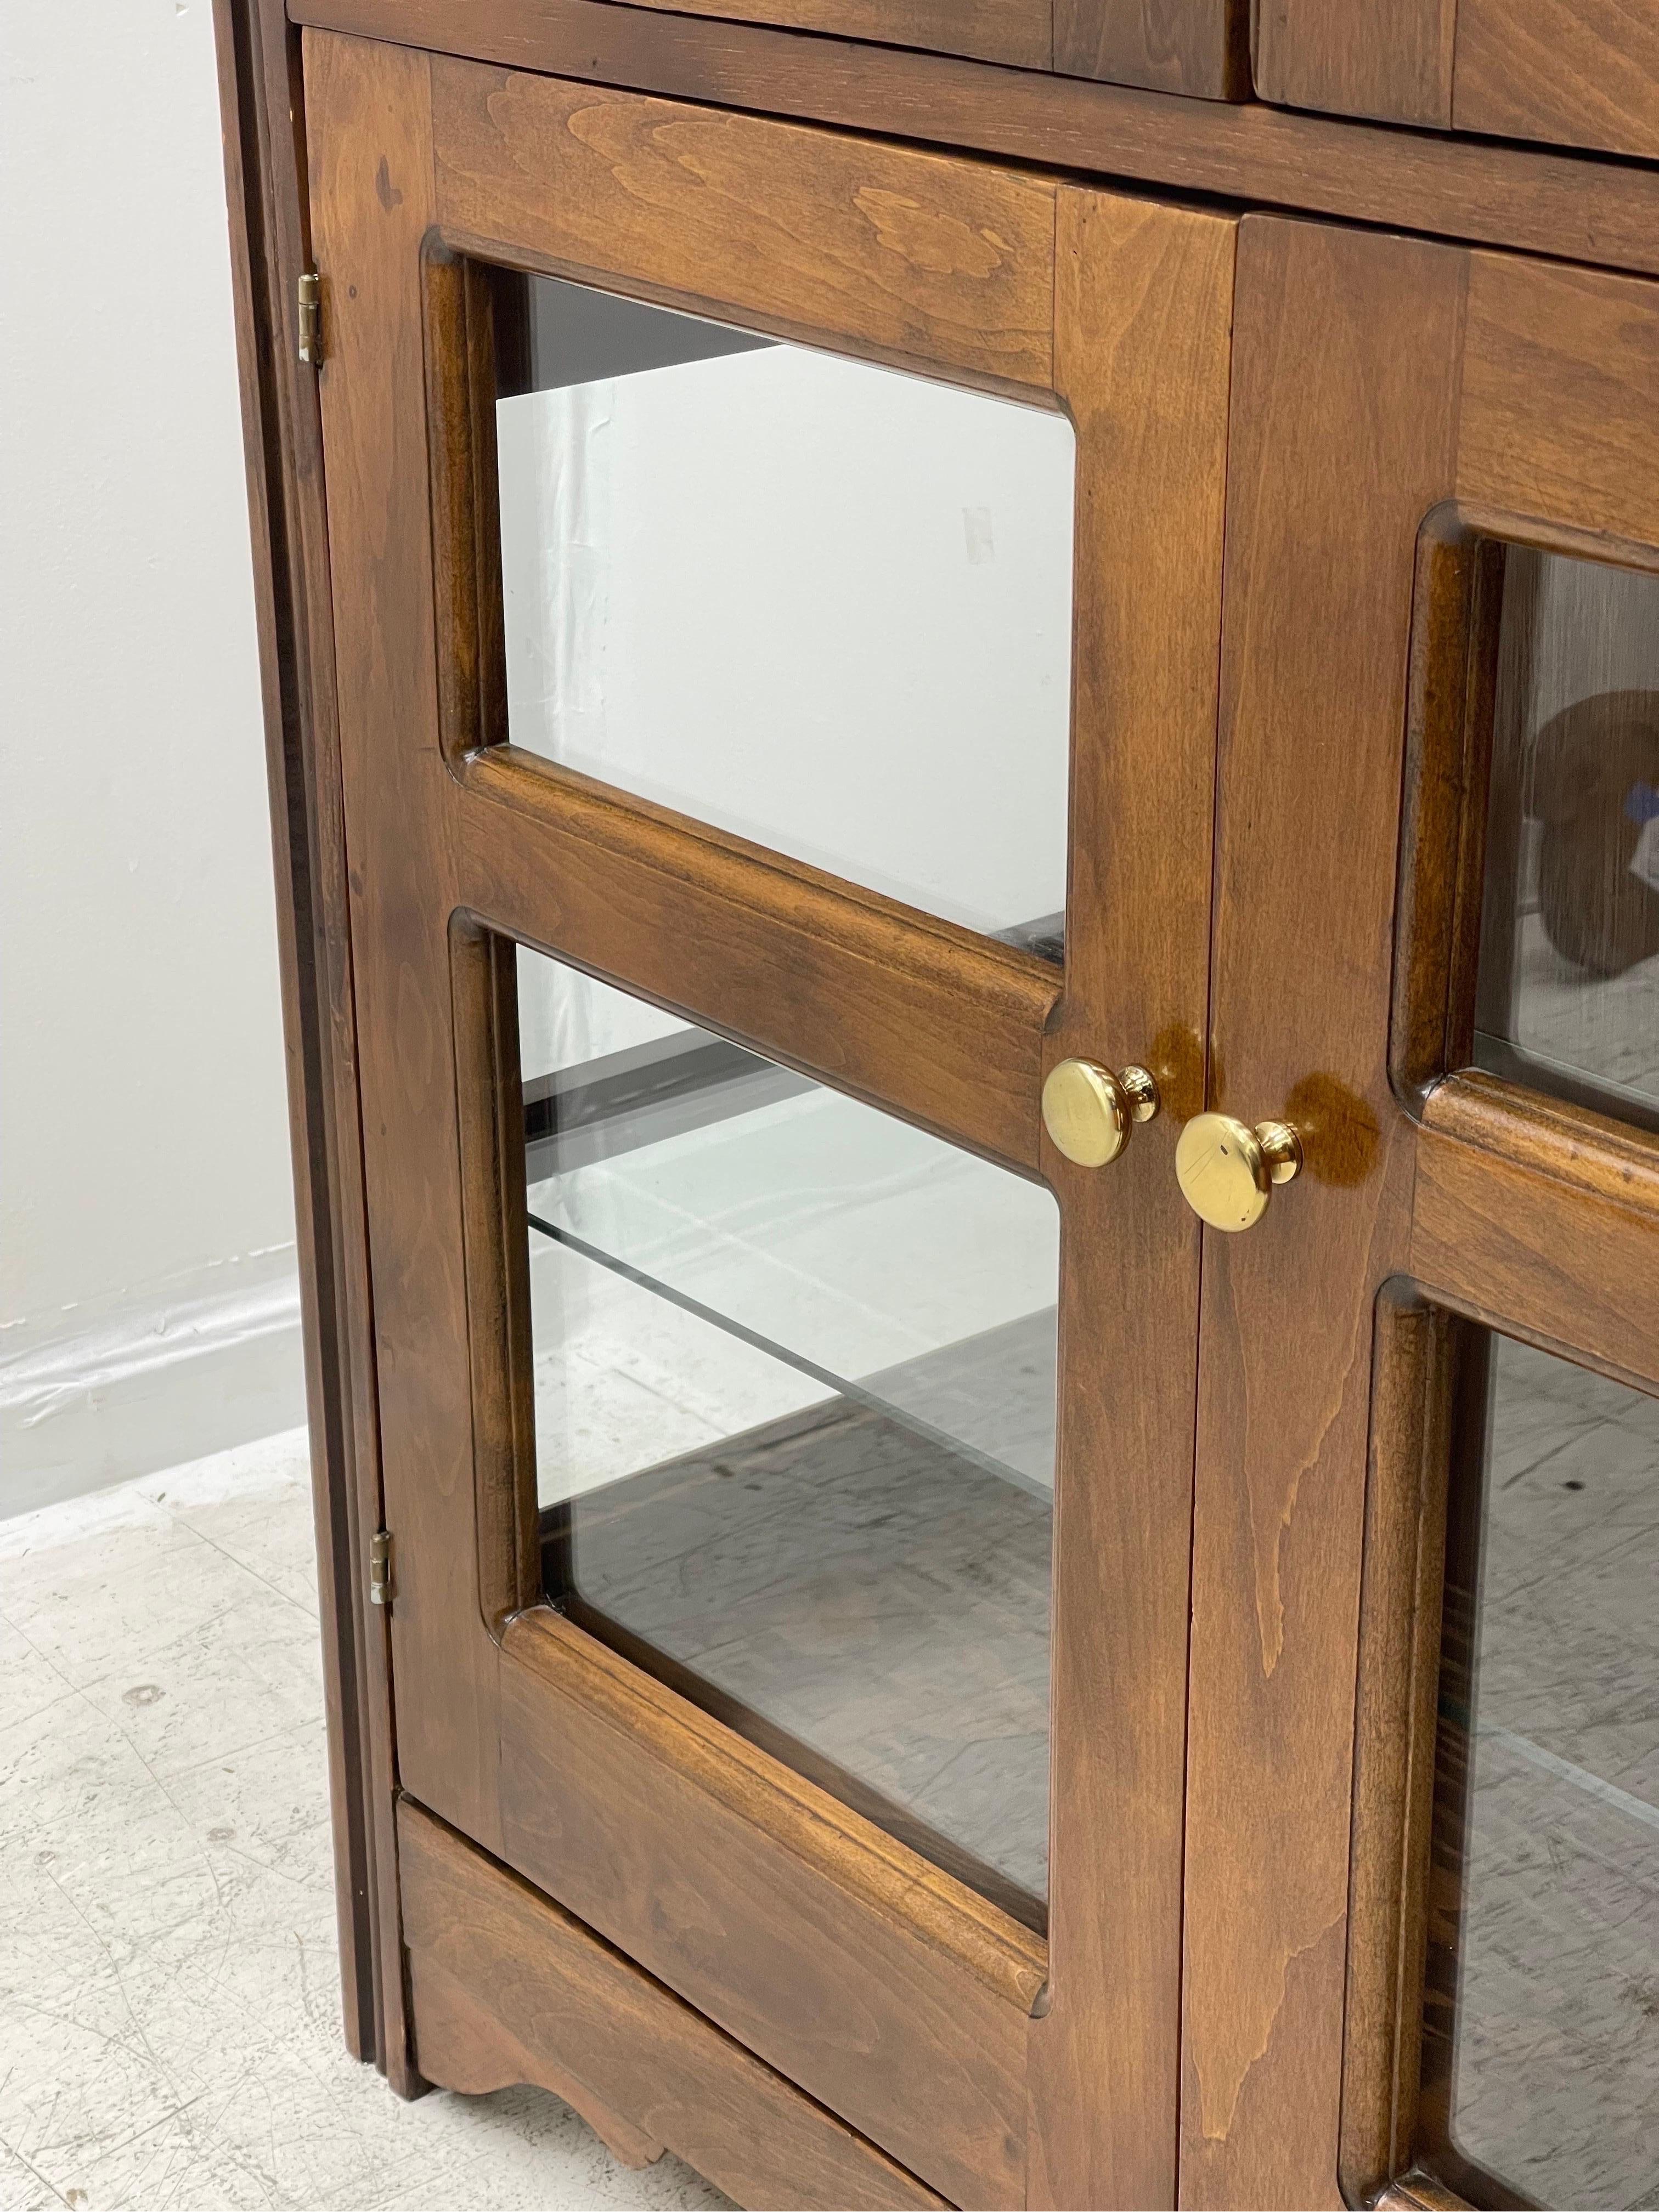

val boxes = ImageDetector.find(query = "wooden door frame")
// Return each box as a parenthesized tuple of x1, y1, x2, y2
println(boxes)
(1182, 216, 1659, 2210)
(302, 31, 1235, 2207)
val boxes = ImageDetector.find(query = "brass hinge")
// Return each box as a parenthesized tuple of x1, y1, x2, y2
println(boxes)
(297, 270, 323, 366)
(369, 1529, 393, 1608)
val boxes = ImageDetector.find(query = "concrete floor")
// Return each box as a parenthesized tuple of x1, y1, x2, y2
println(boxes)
(0, 1428, 728, 2212)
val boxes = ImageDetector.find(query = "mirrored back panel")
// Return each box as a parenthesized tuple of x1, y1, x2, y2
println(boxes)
(1474, 547, 1659, 1132)
(495, 276, 1076, 954)
(515, 942, 1060, 1928)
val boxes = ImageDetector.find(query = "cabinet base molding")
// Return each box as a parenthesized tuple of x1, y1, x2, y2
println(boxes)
(396, 1798, 950, 2211)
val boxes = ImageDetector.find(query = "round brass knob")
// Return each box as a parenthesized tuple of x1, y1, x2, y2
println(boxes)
(1174, 1113, 1302, 1232)
(1041, 1058, 1160, 1168)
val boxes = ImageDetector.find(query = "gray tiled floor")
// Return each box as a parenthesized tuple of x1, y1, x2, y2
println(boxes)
(0, 1430, 727, 2212)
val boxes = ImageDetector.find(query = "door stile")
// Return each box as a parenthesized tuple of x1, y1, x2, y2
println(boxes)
(1181, 217, 1468, 2211)
(308, 29, 521, 1856)
(1025, 187, 1237, 2212)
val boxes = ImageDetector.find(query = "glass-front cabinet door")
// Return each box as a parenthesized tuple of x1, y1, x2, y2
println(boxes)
(1182, 219, 1659, 2211)
(307, 34, 1235, 2208)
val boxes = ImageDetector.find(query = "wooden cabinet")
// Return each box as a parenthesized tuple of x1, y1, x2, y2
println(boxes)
(1254, 0, 1659, 160)
(218, 2, 1659, 2205)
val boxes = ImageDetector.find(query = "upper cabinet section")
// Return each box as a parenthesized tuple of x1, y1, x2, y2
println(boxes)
(580, 0, 1247, 95)
(1255, 0, 1659, 161)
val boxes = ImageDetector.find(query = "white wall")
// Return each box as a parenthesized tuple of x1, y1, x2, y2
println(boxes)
(1, 1, 303, 1513)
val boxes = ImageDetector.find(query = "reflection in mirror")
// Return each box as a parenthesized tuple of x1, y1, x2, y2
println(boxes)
(495, 275, 1075, 951)
(1423, 1331, 1658, 2209)
(514, 941, 1060, 1927)
(1475, 548, 1659, 1129)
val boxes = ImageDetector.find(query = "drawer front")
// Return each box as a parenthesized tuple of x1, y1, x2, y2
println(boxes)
(1255, 0, 1659, 161)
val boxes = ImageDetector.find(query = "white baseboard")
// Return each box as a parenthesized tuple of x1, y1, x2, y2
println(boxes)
(1, 1258, 308, 1518)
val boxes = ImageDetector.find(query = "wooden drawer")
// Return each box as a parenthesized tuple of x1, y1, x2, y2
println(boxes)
(1255, 0, 1659, 160)
(398, 1797, 950, 2210)
(294, 0, 1246, 95)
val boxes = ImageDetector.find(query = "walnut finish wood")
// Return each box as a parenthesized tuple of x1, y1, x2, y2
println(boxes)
(456, 750, 1059, 1175)
(1026, 187, 1234, 2212)
(307, 31, 513, 1863)
(1182, 218, 1464, 2211)
(1189, 213, 1659, 2207)
(399, 1799, 952, 2209)
(307, 39, 1243, 2201)
(1454, 0, 1659, 161)
(1412, 1081, 1659, 1396)
(499, 1610, 1040, 2208)
(1251, 0, 1454, 127)
(624, 0, 1051, 69)
(1339, 1297, 1458, 2206)
(430, 60, 1058, 397)
(1457, 253, 1659, 556)
(213, 0, 411, 2088)
(289, 0, 1659, 283)
(1054, 0, 1243, 97)
(1256, 0, 1659, 160)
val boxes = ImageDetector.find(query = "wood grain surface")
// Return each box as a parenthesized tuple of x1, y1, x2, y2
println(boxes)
(1252, 0, 1454, 125)
(306, 37, 1097, 2195)
(1338, 1295, 1458, 2205)
(1181, 217, 1465, 2210)
(400, 1798, 952, 2208)
(456, 750, 1059, 1175)
(499, 1610, 1040, 2208)
(1188, 208, 1659, 2208)
(1454, 0, 1659, 160)
(625, 0, 1052, 70)
(1413, 1081, 1659, 1397)
(216, 0, 414, 2089)
(1255, 0, 1659, 161)
(1026, 186, 1234, 2212)
(291, 0, 1659, 282)
(432, 61, 1058, 396)
(307, 32, 515, 1868)
(1055, 0, 1243, 95)
(1457, 252, 1659, 556)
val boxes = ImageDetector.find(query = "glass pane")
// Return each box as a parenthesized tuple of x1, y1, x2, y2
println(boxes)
(516, 942, 1059, 1926)
(495, 275, 1075, 950)
(1475, 547, 1659, 1129)
(1425, 1330, 1659, 2209)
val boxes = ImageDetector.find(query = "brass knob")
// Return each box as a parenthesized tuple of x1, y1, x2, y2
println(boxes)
(1175, 1112, 1302, 1232)
(1041, 1057, 1160, 1168)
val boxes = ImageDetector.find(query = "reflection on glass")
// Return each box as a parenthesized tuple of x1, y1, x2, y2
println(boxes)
(1475, 548, 1659, 1128)
(495, 275, 1075, 946)
(1424, 1331, 1659, 2209)
(516, 943, 1059, 1926)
